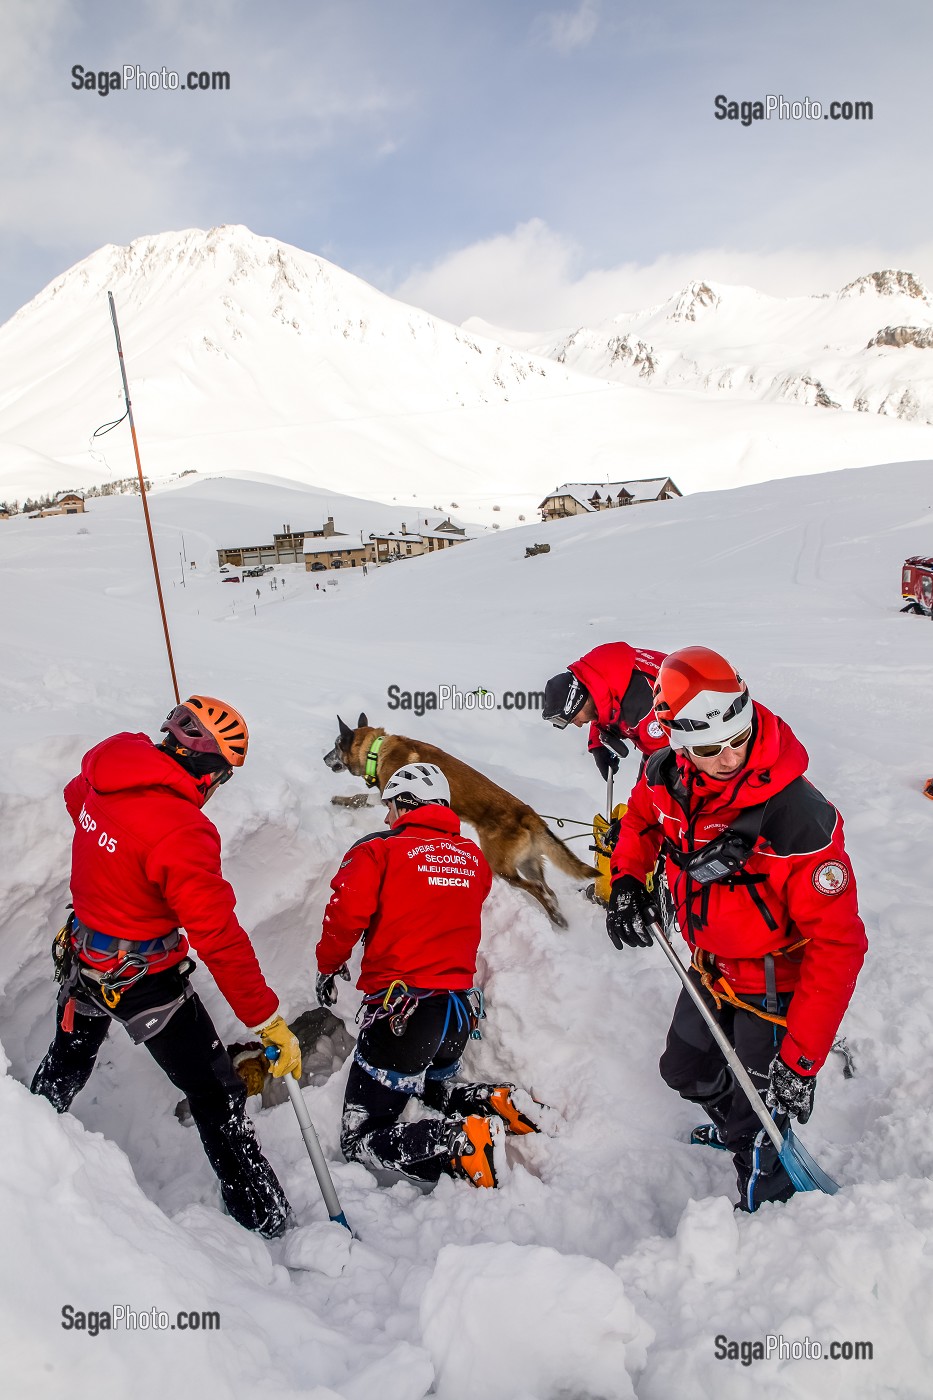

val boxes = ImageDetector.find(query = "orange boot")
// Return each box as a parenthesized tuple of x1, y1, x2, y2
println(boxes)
(450, 1115, 502, 1188)
(487, 1085, 541, 1136)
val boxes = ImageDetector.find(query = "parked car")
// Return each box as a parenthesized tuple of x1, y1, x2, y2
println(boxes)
(243, 566, 265, 578)
(222, 575, 241, 584)
(901, 555, 933, 616)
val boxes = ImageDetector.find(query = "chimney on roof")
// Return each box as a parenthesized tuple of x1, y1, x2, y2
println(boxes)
(401, 522, 406, 534)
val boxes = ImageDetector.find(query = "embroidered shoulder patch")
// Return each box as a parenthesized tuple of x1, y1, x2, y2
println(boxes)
(812, 860, 849, 895)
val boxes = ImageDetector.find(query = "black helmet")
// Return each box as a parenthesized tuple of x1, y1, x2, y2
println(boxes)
(543, 672, 591, 728)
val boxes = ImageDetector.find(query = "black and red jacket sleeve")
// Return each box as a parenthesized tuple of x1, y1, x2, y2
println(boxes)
(610, 772, 665, 883)
(776, 820, 867, 1075)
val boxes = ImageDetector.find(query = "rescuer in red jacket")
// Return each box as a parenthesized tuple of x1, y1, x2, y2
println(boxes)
(543, 641, 668, 781)
(605, 648, 867, 1211)
(317, 763, 542, 1189)
(31, 695, 301, 1238)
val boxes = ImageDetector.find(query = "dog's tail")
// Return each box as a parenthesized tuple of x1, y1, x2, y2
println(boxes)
(534, 819, 598, 880)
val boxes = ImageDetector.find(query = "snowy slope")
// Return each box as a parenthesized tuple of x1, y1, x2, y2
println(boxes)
(1, 464, 932, 1398)
(2, 227, 933, 522)
(468, 268, 933, 425)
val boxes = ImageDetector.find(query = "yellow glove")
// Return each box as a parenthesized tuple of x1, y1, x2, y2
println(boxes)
(256, 1015, 302, 1080)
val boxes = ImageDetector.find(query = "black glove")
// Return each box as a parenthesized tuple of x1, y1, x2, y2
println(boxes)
(316, 963, 351, 1008)
(592, 746, 621, 782)
(766, 1055, 816, 1124)
(605, 875, 658, 949)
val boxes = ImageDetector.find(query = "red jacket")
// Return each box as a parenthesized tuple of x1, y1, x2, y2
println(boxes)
(610, 704, 867, 1074)
(569, 642, 668, 758)
(317, 806, 492, 992)
(64, 733, 278, 1028)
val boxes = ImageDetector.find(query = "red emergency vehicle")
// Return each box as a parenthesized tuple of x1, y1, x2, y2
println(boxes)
(901, 556, 933, 616)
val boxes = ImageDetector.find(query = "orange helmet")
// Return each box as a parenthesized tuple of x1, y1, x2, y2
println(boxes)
(160, 694, 249, 767)
(653, 647, 751, 749)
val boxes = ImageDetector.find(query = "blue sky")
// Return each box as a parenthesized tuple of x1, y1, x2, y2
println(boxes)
(1, 0, 931, 328)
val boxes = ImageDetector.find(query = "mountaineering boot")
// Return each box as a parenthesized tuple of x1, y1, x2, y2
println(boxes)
(487, 1085, 542, 1136)
(436, 1080, 551, 1134)
(690, 1123, 730, 1150)
(449, 1115, 503, 1188)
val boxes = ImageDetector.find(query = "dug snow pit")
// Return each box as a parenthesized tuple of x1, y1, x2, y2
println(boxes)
(420, 1241, 651, 1400)
(282, 1220, 352, 1276)
(674, 1195, 740, 1284)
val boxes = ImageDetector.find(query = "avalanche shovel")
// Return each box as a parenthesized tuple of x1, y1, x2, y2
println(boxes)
(648, 920, 839, 1197)
(264, 1047, 352, 1231)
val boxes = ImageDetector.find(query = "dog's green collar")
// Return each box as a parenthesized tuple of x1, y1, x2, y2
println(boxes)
(363, 735, 384, 787)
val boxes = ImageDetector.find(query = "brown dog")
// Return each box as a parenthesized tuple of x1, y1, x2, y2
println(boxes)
(324, 714, 596, 927)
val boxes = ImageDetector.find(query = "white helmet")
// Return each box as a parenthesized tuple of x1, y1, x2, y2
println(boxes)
(382, 763, 451, 810)
(653, 647, 752, 750)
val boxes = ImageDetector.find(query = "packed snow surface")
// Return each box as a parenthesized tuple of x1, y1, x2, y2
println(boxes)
(3, 227, 933, 521)
(1, 459, 931, 1398)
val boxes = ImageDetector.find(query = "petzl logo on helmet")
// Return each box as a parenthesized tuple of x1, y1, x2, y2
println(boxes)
(812, 861, 849, 895)
(564, 678, 581, 715)
(706, 708, 721, 719)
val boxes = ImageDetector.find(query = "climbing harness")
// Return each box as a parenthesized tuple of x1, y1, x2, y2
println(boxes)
(56, 914, 183, 1031)
(357, 983, 485, 1040)
(690, 946, 807, 1027)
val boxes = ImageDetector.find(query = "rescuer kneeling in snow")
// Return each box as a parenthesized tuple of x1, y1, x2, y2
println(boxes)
(605, 648, 867, 1211)
(31, 696, 301, 1239)
(317, 763, 542, 1189)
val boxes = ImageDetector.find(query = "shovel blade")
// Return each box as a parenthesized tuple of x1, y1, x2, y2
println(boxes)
(779, 1126, 839, 1195)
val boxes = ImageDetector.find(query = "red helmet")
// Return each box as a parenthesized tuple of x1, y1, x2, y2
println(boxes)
(653, 647, 751, 749)
(160, 695, 249, 767)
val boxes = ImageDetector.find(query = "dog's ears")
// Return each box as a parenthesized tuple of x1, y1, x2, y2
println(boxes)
(358, 711, 369, 728)
(337, 715, 354, 742)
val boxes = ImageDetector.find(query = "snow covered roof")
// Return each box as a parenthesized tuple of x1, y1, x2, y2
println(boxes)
(369, 530, 425, 543)
(540, 479, 678, 510)
(302, 536, 369, 554)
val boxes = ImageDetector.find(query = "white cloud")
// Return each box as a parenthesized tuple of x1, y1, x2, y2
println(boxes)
(392, 219, 933, 331)
(539, 0, 600, 53)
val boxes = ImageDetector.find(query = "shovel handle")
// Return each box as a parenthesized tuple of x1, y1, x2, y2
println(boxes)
(648, 920, 785, 1156)
(265, 1047, 351, 1229)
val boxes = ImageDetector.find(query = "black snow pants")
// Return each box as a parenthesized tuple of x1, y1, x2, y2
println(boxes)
(31, 963, 290, 1238)
(341, 992, 503, 1183)
(659, 966, 796, 1211)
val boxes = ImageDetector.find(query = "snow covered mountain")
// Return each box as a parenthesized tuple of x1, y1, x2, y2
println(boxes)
(467, 268, 933, 426)
(2, 226, 933, 519)
(1, 462, 931, 1397)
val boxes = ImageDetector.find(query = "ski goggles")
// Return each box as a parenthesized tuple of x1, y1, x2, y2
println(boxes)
(683, 725, 753, 759)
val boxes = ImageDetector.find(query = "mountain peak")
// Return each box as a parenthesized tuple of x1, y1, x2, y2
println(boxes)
(667, 281, 720, 322)
(839, 270, 931, 301)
